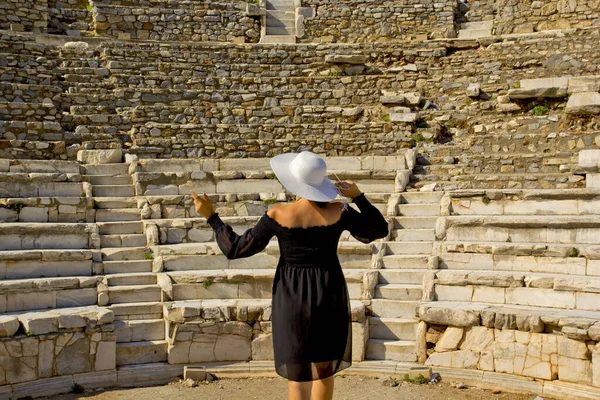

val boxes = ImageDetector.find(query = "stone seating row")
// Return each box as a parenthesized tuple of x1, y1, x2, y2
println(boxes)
(63, 87, 400, 107)
(75, 105, 386, 126)
(432, 269, 600, 311)
(0, 83, 62, 103)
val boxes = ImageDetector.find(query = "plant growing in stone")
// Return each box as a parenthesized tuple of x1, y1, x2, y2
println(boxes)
(144, 253, 154, 260)
(482, 194, 490, 205)
(531, 104, 549, 116)
(203, 278, 214, 289)
(403, 374, 428, 384)
(263, 198, 278, 205)
(568, 247, 580, 257)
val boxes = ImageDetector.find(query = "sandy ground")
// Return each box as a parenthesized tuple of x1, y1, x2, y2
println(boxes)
(46, 375, 544, 400)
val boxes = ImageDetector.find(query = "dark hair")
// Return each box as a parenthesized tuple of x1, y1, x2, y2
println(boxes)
(315, 201, 328, 208)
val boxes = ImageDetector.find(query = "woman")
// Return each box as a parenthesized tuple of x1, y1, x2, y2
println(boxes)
(192, 151, 389, 400)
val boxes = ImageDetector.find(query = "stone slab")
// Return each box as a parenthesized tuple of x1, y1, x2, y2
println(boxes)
(117, 362, 183, 388)
(566, 92, 600, 115)
(77, 150, 122, 164)
(11, 375, 74, 399)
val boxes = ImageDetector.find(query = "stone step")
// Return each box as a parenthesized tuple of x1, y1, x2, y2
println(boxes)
(265, 0, 294, 11)
(266, 26, 297, 36)
(100, 234, 147, 248)
(86, 175, 132, 185)
(369, 317, 417, 341)
(116, 340, 168, 366)
(93, 185, 135, 197)
(370, 299, 419, 319)
(457, 28, 493, 39)
(84, 163, 128, 175)
(385, 241, 433, 255)
(0, 258, 93, 280)
(393, 217, 438, 229)
(109, 285, 162, 304)
(378, 269, 426, 285)
(109, 301, 164, 321)
(266, 10, 295, 22)
(94, 197, 137, 209)
(104, 260, 154, 274)
(266, 18, 295, 29)
(96, 208, 141, 222)
(115, 319, 165, 343)
(366, 339, 416, 362)
(102, 247, 152, 261)
(392, 229, 435, 242)
(260, 35, 296, 44)
(374, 284, 422, 300)
(459, 20, 494, 30)
(397, 204, 439, 216)
(380, 255, 431, 269)
(106, 272, 157, 286)
(98, 221, 143, 235)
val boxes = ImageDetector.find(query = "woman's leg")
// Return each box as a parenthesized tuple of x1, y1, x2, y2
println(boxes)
(310, 376, 335, 400)
(288, 380, 312, 400)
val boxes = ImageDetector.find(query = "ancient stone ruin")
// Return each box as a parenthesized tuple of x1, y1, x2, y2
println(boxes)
(1, 0, 600, 398)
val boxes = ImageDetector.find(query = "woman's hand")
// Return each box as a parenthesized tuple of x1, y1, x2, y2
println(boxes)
(335, 180, 362, 200)
(191, 191, 216, 219)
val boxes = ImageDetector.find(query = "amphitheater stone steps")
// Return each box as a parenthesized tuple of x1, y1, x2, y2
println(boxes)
(84, 160, 167, 365)
(365, 191, 441, 362)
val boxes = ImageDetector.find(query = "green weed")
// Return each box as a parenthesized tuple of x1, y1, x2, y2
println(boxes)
(568, 247, 580, 258)
(531, 104, 549, 116)
(203, 279, 214, 289)
(403, 374, 428, 384)
(482, 194, 490, 205)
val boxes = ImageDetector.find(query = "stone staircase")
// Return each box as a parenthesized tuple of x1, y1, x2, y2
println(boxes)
(84, 161, 168, 366)
(367, 191, 442, 362)
(261, 0, 296, 44)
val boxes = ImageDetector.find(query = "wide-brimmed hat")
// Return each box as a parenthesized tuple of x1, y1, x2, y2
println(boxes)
(270, 151, 338, 202)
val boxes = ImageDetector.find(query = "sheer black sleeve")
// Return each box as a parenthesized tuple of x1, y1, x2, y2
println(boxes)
(343, 193, 389, 243)
(207, 213, 275, 260)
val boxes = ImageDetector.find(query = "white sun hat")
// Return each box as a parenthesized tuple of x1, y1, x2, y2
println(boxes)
(270, 151, 338, 202)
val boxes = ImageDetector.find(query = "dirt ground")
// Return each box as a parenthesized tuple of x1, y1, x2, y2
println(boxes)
(47, 375, 546, 400)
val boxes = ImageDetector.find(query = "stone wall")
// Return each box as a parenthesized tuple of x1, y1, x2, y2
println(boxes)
(164, 300, 368, 364)
(0, 0, 48, 33)
(495, 0, 600, 34)
(300, 0, 456, 43)
(91, 0, 260, 42)
(459, 0, 496, 22)
(0, 307, 115, 387)
(422, 320, 600, 387)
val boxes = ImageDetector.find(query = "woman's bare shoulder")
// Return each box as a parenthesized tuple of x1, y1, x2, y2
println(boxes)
(267, 203, 290, 219)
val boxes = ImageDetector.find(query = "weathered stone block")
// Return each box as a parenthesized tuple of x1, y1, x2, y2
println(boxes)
(0, 316, 19, 337)
(459, 326, 494, 352)
(435, 326, 464, 352)
(77, 150, 122, 164)
(566, 92, 600, 115)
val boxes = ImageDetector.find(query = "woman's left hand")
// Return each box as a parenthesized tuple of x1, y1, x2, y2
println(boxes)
(191, 191, 216, 219)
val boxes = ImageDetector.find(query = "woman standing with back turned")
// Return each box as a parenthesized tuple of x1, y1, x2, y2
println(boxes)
(192, 151, 389, 400)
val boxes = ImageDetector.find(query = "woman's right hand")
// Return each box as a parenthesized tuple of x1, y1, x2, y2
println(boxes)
(191, 191, 216, 219)
(335, 180, 362, 200)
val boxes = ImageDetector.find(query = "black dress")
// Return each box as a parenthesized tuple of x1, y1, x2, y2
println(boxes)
(207, 194, 388, 382)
